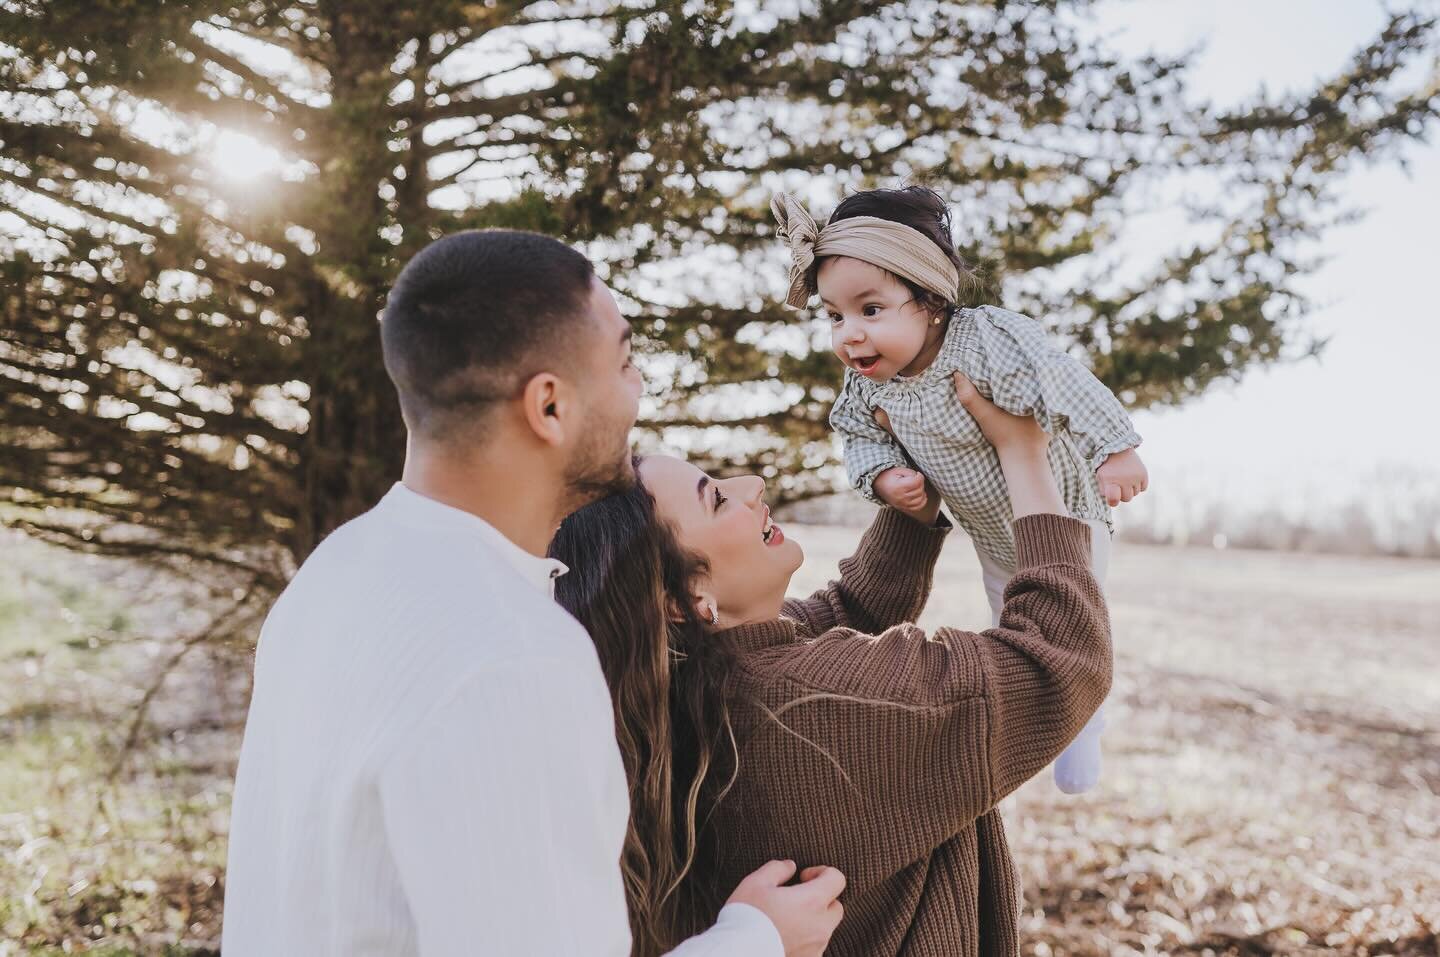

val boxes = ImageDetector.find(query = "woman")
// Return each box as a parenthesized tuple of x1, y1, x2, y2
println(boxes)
(549, 374, 1112, 957)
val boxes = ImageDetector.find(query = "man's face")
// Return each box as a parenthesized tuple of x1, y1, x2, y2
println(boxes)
(561, 278, 643, 507)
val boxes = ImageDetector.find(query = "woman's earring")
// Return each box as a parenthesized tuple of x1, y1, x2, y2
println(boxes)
(709, 606, 720, 627)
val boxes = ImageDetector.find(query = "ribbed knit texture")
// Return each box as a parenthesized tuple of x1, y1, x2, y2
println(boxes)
(712, 507, 1112, 957)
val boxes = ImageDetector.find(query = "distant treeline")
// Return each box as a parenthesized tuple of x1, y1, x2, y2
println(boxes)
(778, 477, 1440, 559)
(1115, 497, 1440, 559)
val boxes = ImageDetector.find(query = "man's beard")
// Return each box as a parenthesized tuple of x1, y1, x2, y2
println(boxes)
(559, 416, 635, 515)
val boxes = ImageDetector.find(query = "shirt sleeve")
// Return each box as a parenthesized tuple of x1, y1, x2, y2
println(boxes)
(969, 306, 1142, 468)
(378, 657, 635, 957)
(828, 371, 910, 504)
(664, 903, 783, 957)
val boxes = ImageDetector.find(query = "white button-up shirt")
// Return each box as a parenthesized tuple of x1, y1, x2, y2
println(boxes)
(223, 483, 781, 955)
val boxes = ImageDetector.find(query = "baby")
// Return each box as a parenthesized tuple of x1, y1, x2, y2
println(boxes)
(772, 186, 1149, 794)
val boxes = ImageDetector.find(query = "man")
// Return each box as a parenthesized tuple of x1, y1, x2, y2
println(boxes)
(222, 230, 845, 955)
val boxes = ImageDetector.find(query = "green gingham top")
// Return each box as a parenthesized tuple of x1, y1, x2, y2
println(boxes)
(830, 305, 1143, 569)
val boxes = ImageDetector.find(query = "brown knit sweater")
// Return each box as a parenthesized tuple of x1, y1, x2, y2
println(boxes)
(711, 507, 1112, 957)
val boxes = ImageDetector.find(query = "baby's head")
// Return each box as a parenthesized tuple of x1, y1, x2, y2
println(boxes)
(815, 186, 970, 381)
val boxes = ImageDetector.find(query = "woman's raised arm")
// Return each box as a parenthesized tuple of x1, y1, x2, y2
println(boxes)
(780, 506, 950, 636)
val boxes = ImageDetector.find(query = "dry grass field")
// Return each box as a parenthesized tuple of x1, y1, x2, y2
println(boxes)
(3, 523, 1438, 955)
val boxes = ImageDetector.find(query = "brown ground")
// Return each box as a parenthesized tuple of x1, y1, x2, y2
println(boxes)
(3, 527, 1438, 955)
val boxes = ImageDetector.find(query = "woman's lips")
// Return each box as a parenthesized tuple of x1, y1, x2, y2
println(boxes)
(766, 523, 785, 546)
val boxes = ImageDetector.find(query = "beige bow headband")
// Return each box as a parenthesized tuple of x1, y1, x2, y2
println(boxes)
(770, 192, 961, 309)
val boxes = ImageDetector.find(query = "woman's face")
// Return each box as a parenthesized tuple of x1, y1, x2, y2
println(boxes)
(638, 455, 804, 626)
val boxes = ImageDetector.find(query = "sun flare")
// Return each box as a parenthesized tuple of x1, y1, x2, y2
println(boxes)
(209, 129, 282, 182)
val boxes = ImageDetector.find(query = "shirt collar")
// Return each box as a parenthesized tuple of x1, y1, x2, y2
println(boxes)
(380, 483, 569, 596)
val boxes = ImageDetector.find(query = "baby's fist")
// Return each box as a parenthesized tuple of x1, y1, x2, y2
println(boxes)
(1096, 448, 1149, 506)
(874, 467, 928, 513)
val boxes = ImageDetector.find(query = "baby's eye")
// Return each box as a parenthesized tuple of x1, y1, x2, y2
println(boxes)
(822, 311, 841, 324)
(862, 304, 882, 318)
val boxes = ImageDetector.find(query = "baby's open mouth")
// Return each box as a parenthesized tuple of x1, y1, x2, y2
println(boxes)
(852, 354, 881, 374)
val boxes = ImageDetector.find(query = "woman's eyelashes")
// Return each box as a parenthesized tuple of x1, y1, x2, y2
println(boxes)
(713, 485, 726, 512)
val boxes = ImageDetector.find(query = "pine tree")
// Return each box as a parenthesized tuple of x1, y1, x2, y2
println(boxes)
(2, 1, 1436, 591)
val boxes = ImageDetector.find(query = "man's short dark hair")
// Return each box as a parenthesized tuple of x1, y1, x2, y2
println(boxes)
(380, 229, 596, 440)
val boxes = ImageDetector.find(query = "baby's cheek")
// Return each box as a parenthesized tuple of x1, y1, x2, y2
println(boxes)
(866, 319, 905, 355)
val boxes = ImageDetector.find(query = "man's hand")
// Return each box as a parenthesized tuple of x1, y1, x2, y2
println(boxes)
(727, 860, 846, 957)
(1095, 448, 1148, 507)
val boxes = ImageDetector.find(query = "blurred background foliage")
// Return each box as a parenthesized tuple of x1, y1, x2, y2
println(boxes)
(2, 0, 1437, 589)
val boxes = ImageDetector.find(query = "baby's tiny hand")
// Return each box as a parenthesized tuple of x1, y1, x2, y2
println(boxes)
(1096, 448, 1149, 506)
(874, 467, 929, 514)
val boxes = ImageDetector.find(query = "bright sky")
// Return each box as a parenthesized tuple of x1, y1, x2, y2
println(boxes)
(1093, 0, 1440, 506)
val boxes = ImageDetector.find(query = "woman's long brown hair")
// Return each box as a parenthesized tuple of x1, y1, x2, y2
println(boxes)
(549, 467, 743, 956)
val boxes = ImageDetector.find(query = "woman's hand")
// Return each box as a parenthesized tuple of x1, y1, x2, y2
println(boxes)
(952, 372, 1050, 455)
(952, 372, 1065, 519)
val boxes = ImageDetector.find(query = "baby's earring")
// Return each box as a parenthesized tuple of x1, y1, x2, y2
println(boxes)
(931, 312, 943, 325)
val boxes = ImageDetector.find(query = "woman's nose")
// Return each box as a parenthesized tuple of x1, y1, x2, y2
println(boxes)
(737, 475, 765, 507)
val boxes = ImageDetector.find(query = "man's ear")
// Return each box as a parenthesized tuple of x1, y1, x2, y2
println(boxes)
(520, 373, 567, 447)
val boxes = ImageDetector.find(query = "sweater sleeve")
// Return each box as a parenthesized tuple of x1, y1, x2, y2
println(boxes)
(781, 506, 950, 636)
(742, 515, 1110, 887)
(829, 370, 911, 504)
(969, 305, 1142, 469)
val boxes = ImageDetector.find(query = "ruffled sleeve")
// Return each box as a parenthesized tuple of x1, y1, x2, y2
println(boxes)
(966, 305, 1142, 468)
(828, 370, 911, 504)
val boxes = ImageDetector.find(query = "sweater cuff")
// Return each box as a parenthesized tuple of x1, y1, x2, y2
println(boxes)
(1013, 514, 1093, 570)
(864, 505, 951, 564)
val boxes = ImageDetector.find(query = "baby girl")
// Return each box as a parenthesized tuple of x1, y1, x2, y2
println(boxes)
(772, 185, 1149, 793)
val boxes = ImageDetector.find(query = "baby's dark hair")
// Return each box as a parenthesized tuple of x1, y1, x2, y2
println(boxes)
(826, 185, 978, 319)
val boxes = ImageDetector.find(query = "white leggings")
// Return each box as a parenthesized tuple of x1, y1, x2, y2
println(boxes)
(977, 520, 1110, 795)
